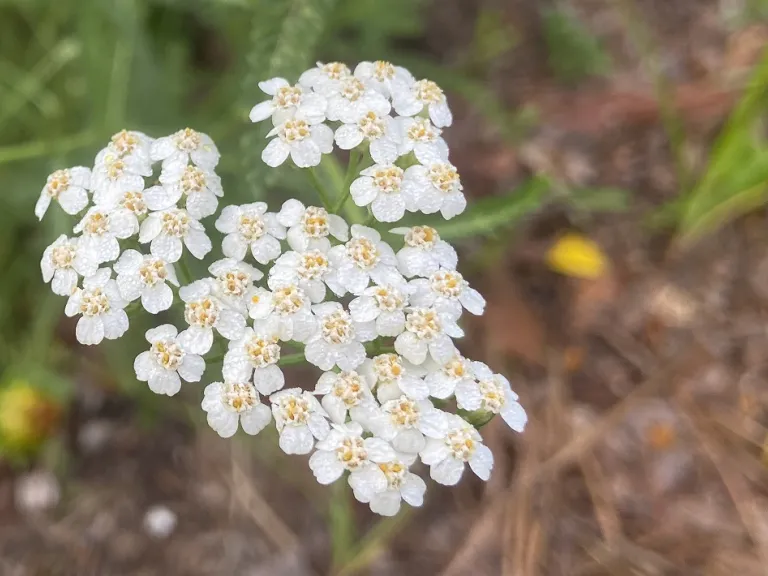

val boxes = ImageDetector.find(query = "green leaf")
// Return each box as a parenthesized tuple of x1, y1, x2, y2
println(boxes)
(569, 187, 631, 213)
(676, 50, 768, 246)
(406, 176, 550, 241)
(542, 7, 611, 85)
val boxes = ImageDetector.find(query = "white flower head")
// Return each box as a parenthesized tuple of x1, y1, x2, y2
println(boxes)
(41, 235, 97, 296)
(362, 395, 446, 454)
(150, 127, 220, 170)
(360, 353, 429, 402)
(111, 187, 149, 235)
(420, 414, 493, 485)
(114, 249, 179, 314)
(394, 306, 462, 366)
(262, 115, 334, 168)
(396, 116, 449, 164)
(268, 248, 335, 303)
(35, 167, 91, 220)
(410, 268, 485, 321)
(248, 284, 317, 343)
(309, 422, 396, 499)
(402, 161, 466, 219)
(314, 370, 377, 425)
(392, 78, 453, 127)
(325, 75, 391, 124)
(299, 61, 352, 94)
(106, 130, 154, 174)
(208, 258, 263, 313)
(64, 268, 129, 345)
(177, 279, 245, 355)
(335, 112, 401, 165)
(456, 362, 527, 432)
(277, 200, 348, 252)
(134, 325, 205, 396)
(144, 160, 223, 220)
(424, 354, 474, 399)
(139, 208, 211, 263)
(249, 77, 327, 126)
(390, 226, 457, 278)
(355, 457, 426, 517)
(349, 283, 413, 337)
(326, 225, 404, 296)
(270, 387, 330, 454)
(223, 325, 284, 396)
(304, 302, 376, 371)
(202, 381, 272, 438)
(215, 203, 286, 264)
(91, 149, 149, 209)
(353, 60, 414, 99)
(350, 164, 411, 223)
(74, 206, 137, 264)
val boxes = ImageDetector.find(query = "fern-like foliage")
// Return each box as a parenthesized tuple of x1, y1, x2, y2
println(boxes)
(239, 0, 339, 198)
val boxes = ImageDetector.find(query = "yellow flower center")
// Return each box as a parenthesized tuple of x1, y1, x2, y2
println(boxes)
(332, 372, 365, 407)
(245, 335, 280, 367)
(161, 210, 190, 237)
(407, 117, 438, 143)
(373, 60, 395, 81)
(184, 297, 220, 328)
(321, 310, 354, 344)
(321, 62, 350, 80)
(181, 166, 206, 194)
(405, 308, 441, 341)
(120, 191, 147, 215)
(83, 211, 110, 236)
(340, 77, 365, 101)
(336, 436, 368, 470)
(445, 427, 476, 461)
(373, 286, 405, 312)
(379, 461, 406, 488)
(373, 354, 403, 382)
(386, 396, 420, 428)
(358, 111, 386, 140)
(52, 244, 76, 269)
(237, 212, 266, 241)
(428, 163, 460, 194)
(222, 382, 258, 413)
(272, 285, 306, 315)
(301, 206, 329, 238)
(139, 258, 168, 287)
(276, 394, 311, 425)
(105, 156, 126, 180)
(429, 270, 464, 298)
(174, 128, 201, 152)
(79, 288, 110, 317)
(478, 378, 506, 413)
(372, 165, 404, 194)
(110, 130, 140, 155)
(443, 356, 468, 379)
(151, 339, 184, 371)
(413, 79, 444, 104)
(46, 169, 71, 198)
(216, 270, 250, 298)
(404, 226, 438, 249)
(346, 237, 379, 270)
(279, 119, 311, 143)
(298, 250, 329, 280)
(274, 85, 303, 109)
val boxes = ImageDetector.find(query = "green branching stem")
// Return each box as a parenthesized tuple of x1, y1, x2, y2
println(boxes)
(333, 148, 364, 214)
(308, 166, 333, 210)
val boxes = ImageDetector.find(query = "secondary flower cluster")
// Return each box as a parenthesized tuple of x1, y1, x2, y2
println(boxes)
(250, 61, 466, 222)
(38, 61, 526, 518)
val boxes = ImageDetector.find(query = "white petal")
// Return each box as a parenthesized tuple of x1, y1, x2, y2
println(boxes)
(148, 370, 182, 396)
(178, 326, 214, 355)
(440, 192, 466, 220)
(369, 490, 402, 517)
(51, 269, 78, 296)
(321, 394, 348, 425)
(240, 404, 272, 435)
(309, 450, 345, 484)
(249, 100, 274, 122)
(500, 401, 528, 433)
(348, 295, 379, 323)
(262, 138, 290, 167)
(279, 425, 314, 455)
(420, 438, 450, 465)
(455, 380, 483, 411)
(207, 409, 240, 438)
(400, 473, 427, 507)
(369, 137, 399, 165)
(76, 316, 105, 346)
(371, 194, 405, 223)
(327, 215, 349, 241)
(398, 375, 430, 400)
(337, 342, 366, 371)
(58, 186, 89, 215)
(146, 324, 178, 342)
(102, 310, 129, 340)
(348, 466, 387, 502)
(290, 139, 321, 168)
(250, 235, 282, 264)
(253, 364, 285, 395)
(364, 438, 397, 463)
(429, 100, 453, 128)
(222, 233, 248, 261)
(375, 310, 405, 337)
(216, 308, 246, 340)
(335, 124, 364, 150)
(277, 199, 305, 227)
(35, 192, 51, 220)
(143, 185, 179, 211)
(468, 444, 493, 481)
(139, 214, 163, 243)
(141, 283, 173, 314)
(151, 235, 183, 263)
(184, 228, 212, 259)
(186, 190, 219, 220)
(395, 332, 428, 365)
(178, 354, 205, 382)
(431, 457, 465, 486)
(350, 177, 377, 206)
(258, 77, 289, 95)
(393, 429, 425, 454)
(311, 123, 334, 153)
(429, 334, 457, 365)
(134, 351, 156, 381)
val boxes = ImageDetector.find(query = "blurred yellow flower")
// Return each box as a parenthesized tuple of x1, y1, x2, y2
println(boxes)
(0, 380, 60, 455)
(545, 232, 608, 279)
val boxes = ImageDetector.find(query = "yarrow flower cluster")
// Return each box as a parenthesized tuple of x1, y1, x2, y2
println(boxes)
(38, 62, 526, 518)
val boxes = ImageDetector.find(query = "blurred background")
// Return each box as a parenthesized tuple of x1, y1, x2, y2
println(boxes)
(2, 0, 768, 574)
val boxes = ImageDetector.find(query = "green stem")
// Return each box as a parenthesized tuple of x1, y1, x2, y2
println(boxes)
(334, 148, 364, 214)
(176, 257, 193, 285)
(330, 480, 355, 570)
(308, 167, 332, 210)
